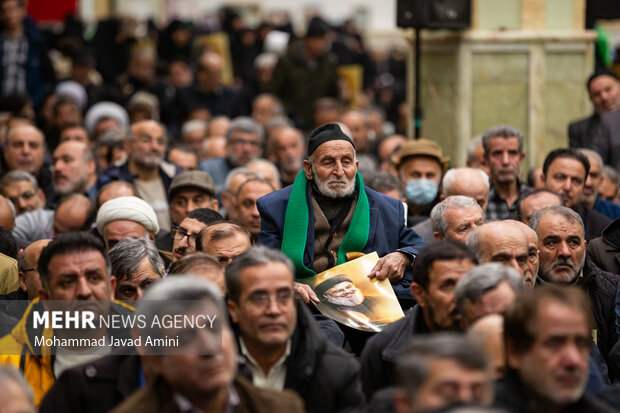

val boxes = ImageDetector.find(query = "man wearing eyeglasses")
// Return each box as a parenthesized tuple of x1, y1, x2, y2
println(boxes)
(171, 208, 223, 263)
(226, 245, 365, 413)
(97, 120, 182, 232)
(199, 117, 263, 194)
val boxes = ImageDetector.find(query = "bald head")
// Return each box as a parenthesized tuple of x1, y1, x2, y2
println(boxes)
(505, 220, 539, 288)
(53, 194, 95, 235)
(442, 168, 490, 213)
(0, 196, 15, 230)
(467, 221, 529, 277)
(19, 239, 52, 300)
(519, 190, 562, 224)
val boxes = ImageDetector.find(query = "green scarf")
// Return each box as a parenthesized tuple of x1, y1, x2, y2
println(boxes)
(281, 171, 370, 278)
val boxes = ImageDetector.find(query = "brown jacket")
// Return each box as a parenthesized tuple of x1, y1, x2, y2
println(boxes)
(111, 375, 305, 413)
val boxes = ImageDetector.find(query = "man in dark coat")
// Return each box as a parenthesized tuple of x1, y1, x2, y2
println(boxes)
(494, 285, 616, 413)
(587, 216, 620, 275)
(542, 148, 610, 241)
(227, 246, 365, 413)
(359, 241, 478, 399)
(529, 205, 620, 379)
(257, 123, 425, 303)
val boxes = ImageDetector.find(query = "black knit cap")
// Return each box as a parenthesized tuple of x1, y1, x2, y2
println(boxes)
(306, 16, 329, 38)
(307, 123, 355, 156)
(314, 274, 353, 299)
(587, 69, 619, 89)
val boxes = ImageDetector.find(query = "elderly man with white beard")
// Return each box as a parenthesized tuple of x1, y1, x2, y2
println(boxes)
(257, 123, 425, 308)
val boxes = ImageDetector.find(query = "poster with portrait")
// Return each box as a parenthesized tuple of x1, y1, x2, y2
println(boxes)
(298, 252, 404, 332)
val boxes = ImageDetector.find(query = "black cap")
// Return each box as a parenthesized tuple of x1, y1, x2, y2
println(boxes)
(307, 123, 354, 156)
(587, 69, 619, 89)
(314, 274, 353, 299)
(306, 16, 329, 38)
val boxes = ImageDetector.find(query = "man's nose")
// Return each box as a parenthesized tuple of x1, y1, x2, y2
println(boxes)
(558, 241, 571, 257)
(561, 177, 572, 191)
(76, 277, 93, 299)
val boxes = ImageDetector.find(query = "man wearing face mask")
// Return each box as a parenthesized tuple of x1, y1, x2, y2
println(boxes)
(393, 139, 449, 226)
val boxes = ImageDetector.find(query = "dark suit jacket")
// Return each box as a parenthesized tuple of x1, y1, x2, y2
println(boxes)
(569, 110, 620, 171)
(257, 185, 426, 300)
(576, 204, 611, 242)
(588, 217, 620, 275)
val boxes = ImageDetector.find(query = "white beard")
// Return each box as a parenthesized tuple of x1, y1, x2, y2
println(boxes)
(326, 289, 364, 307)
(312, 164, 356, 199)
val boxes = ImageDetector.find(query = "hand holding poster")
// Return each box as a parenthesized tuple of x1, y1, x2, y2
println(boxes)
(298, 252, 404, 332)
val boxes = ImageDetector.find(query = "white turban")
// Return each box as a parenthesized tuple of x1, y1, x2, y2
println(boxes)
(84, 101, 129, 136)
(55, 81, 88, 110)
(96, 196, 159, 235)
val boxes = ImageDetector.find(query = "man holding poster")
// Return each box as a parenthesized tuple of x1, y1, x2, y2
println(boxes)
(257, 123, 425, 306)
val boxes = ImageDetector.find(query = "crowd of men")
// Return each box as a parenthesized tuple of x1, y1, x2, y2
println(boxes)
(0, 1, 619, 412)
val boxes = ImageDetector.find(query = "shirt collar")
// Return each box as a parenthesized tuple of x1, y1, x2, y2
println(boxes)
(239, 337, 291, 373)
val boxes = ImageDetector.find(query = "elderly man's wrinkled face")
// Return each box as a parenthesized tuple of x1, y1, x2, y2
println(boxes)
(53, 141, 94, 196)
(273, 129, 304, 175)
(324, 281, 364, 307)
(478, 225, 529, 277)
(535, 213, 586, 284)
(202, 231, 251, 268)
(507, 300, 590, 408)
(439, 205, 484, 243)
(304, 140, 358, 199)
(235, 180, 273, 235)
(485, 137, 523, 185)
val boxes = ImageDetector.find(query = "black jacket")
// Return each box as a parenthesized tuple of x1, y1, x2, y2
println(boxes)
(575, 204, 611, 242)
(39, 353, 141, 413)
(236, 301, 365, 413)
(578, 259, 620, 379)
(587, 217, 620, 276)
(494, 369, 618, 413)
(359, 305, 429, 398)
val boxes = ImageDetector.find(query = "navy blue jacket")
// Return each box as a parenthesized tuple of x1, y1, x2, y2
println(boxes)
(257, 184, 425, 300)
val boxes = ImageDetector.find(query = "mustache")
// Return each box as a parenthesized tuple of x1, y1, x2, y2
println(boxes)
(551, 258, 575, 271)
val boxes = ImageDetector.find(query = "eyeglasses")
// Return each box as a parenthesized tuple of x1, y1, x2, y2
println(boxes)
(247, 289, 293, 309)
(170, 226, 198, 243)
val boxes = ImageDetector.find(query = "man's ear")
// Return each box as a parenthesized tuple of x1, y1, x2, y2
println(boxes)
(38, 287, 49, 301)
(410, 282, 426, 308)
(303, 159, 313, 180)
(393, 388, 414, 413)
(433, 231, 443, 241)
(18, 271, 27, 292)
(227, 299, 239, 324)
(109, 276, 117, 300)
(149, 232, 155, 242)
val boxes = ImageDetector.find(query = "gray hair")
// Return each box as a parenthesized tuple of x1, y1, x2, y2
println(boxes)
(466, 226, 482, 258)
(225, 245, 294, 302)
(0, 170, 39, 193)
(224, 167, 260, 192)
(247, 158, 281, 185)
(481, 124, 524, 154)
(431, 196, 482, 236)
(602, 165, 619, 184)
(253, 93, 285, 116)
(455, 263, 524, 315)
(442, 167, 489, 195)
(135, 276, 227, 348)
(367, 171, 403, 197)
(181, 119, 208, 138)
(0, 366, 35, 408)
(466, 135, 482, 164)
(577, 148, 603, 171)
(108, 237, 164, 281)
(397, 333, 490, 399)
(226, 116, 264, 145)
(529, 205, 585, 238)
